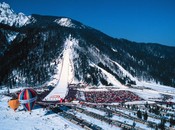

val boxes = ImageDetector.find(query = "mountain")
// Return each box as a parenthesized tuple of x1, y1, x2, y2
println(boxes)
(0, 2, 175, 88)
(0, 2, 30, 27)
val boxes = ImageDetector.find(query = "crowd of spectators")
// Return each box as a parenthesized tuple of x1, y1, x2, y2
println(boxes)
(84, 90, 144, 103)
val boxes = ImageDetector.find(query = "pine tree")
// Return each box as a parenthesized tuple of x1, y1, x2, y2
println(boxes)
(170, 116, 175, 126)
(137, 110, 142, 119)
(144, 112, 148, 120)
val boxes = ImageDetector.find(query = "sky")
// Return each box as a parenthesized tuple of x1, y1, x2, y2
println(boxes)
(2, 0, 175, 46)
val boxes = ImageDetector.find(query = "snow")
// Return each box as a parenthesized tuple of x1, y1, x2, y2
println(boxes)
(110, 59, 175, 96)
(1, 2, 175, 130)
(111, 48, 118, 53)
(1, 85, 175, 130)
(54, 18, 85, 29)
(112, 61, 137, 83)
(137, 81, 175, 94)
(44, 36, 76, 101)
(113, 107, 161, 128)
(68, 110, 121, 130)
(6, 32, 19, 43)
(125, 100, 155, 105)
(91, 63, 127, 89)
(0, 87, 23, 94)
(24, 16, 37, 25)
(128, 88, 162, 101)
(111, 60, 175, 100)
(0, 96, 81, 130)
(0, 2, 31, 27)
(0, 95, 120, 130)
(84, 107, 106, 115)
(54, 18, 74, 28)
(0, 2, 10, 9)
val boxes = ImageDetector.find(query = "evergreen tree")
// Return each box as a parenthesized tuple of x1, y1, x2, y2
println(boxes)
(137, 110, 142, 119)
(170, 117, 175, 126)
(106, 111, 113, 118)
(131, 104, 135, 110)
(158, 120, 165, 130)
(145, 101, 149, 108)
(144, 112, 148, 120)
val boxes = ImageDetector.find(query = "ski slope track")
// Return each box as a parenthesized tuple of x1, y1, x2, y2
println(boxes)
(44, 36, 75, 101)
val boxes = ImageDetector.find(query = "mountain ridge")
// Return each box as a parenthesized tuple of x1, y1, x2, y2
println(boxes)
(0, 2, 175, 88)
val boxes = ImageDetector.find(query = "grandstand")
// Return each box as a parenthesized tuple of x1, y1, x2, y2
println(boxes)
(76, 89, 144, 103)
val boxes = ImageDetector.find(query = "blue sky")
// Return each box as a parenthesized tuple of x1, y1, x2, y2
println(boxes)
(2, 0, 175, 46)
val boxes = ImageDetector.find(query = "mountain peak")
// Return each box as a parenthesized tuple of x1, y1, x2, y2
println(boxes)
(54, 17, 85, 29)
(0, 2, 30, 27)
(0, 2, 10, 9)
(0, 2, 85, 29)
(55, 18, 73, 27)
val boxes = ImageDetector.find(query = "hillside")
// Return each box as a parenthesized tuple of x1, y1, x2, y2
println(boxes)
(0, 2, 175, 89)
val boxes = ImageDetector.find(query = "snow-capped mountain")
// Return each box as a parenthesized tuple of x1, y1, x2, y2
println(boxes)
(0, 2, 30, 27)
(0, 2, 175, 88)
(54, 18, 85, 29)
(0, 2, 36, 55)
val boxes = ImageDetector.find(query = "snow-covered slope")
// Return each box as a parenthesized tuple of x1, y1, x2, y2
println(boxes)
(0, 2, 175, 89)
(55, 18, 74, 28)
(0, 95, 81, 130)
(54, 17, 85, 29)
(45, 36, 75, 100)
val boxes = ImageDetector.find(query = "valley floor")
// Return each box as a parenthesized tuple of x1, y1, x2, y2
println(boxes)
(0, 85, 175, 130)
